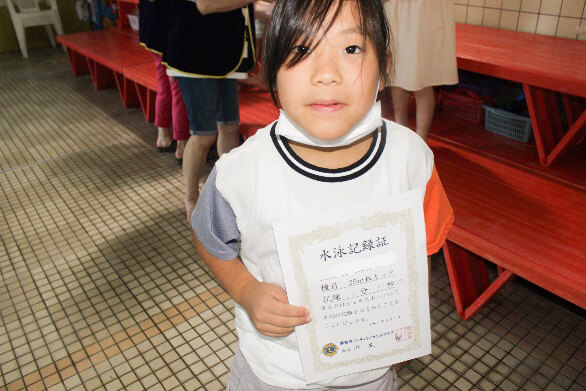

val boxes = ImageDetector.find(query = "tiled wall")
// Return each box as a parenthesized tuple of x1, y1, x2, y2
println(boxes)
(454, 0, 586, 40)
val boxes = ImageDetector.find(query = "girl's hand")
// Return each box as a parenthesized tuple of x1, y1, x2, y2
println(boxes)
(240, 280, 311, 337)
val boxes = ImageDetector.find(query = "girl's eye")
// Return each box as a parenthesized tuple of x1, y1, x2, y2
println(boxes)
(345, 45, 363, 54)
(293, 45, 310, 55)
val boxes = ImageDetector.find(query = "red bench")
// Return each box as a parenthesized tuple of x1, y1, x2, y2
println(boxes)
(429, 127, 586, 319)
(56, 29, 151, 108)
(430, 25, 586, 320)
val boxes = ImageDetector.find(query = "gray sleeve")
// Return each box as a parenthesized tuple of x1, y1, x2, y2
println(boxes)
(191, 166, 240, 260)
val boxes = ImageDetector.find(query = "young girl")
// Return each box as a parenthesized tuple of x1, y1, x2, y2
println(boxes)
(192, 0, 454, 389)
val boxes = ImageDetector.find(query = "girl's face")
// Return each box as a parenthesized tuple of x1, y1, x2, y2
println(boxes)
(276, 1, 382, 141)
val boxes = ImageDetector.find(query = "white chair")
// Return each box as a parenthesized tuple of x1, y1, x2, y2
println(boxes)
(6, 0, 64, 58)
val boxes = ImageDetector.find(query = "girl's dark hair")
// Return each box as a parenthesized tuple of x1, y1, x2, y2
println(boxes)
(263, 0, 391, 106)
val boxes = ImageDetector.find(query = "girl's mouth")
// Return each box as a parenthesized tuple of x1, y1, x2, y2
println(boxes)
(309, 102, 345, 112)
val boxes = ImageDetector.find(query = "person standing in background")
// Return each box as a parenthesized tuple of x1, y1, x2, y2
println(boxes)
(163, 0, 265, 221)
(384, 0, 458, 141)
(139, 0, 190, 165)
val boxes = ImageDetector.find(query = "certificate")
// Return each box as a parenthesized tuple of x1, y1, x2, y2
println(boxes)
(273, 190, 431, 384)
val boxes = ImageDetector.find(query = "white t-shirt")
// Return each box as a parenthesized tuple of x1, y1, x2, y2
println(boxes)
(192, 118, 451, 388)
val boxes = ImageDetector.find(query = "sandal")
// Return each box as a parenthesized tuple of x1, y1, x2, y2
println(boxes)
(157, 140, 176, 153)
(176, 139, 186, 167)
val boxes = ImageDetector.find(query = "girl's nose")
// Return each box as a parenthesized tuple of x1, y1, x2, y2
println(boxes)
(310, 50, 342, 86)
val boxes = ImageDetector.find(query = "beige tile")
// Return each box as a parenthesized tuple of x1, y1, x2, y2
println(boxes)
(521, 0, 541, 13)
(154, 366, 173, 382)
(196, 370, 215, 386)
(205, 379, 225, 391)
(503, 0, 522, 10)
(24, 370, 41, 386)
(483, 8, 502, 26)
(44, 372, 62, 389)
(183, 378, 203, 390)
(536, 14, 560, 35)
(485, 0, 503, 7)
(561, 0, 585, 17)
(140, 374, 159, 389)
(580, 18, 586, 39)
(78, 367, 99, 383)
(453, 5, 467, 24)
(541, 0, 563, 14)
(518, 11, 539, 31)
(162, 375, 181, 390)
(556, 16, 581, 37)
(469, 0, 485, 6)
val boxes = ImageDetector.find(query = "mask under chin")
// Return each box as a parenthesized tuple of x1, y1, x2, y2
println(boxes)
(275, 101, 383, 148)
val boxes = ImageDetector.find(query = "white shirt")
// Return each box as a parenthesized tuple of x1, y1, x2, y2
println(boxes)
(193, 119, 435, 388)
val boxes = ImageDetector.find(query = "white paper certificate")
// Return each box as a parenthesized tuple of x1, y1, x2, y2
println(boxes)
(273, 190, 431, 384)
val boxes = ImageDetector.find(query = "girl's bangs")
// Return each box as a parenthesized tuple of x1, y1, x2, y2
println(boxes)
(284, 0, 349, 67)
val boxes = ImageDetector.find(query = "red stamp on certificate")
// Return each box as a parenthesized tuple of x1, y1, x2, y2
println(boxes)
(394, 325, 413, 343)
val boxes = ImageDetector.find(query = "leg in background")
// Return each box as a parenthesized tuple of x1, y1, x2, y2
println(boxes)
(413, 86, 435, 141)
(391, 87, 411, 127)
(216, 79, 242, 155)
(153, 53, 173, 149)
(183, 134, 217, 222)
(170, 76, 190, 163)
(179, 77, 242, 221)
(217, 122, 241, 155)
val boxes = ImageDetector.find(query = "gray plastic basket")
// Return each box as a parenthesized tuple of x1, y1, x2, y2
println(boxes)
(483, 105, 532, 143)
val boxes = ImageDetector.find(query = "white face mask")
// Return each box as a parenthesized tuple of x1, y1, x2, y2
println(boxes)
(275, 81, 383, 148)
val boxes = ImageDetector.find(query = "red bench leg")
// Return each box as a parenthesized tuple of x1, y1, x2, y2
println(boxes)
(443, 241, 490, 319)
(443, 241, 516, 320)
(65, 48, 88, 76)
(85, 58, 115, 90)
(524, 84, 558, 166)
(114, 72, 139, 108)
(545, 110, 586, 165)
(525, 85, 586, 165)
(561, 94, 585, 127)
(134, 83, 156, 122)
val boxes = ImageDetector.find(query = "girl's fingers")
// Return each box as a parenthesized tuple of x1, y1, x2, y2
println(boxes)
(269, 299, 310, 319)
(266, 307, 311, 328)
(268, 312, 311, 328)
(257, 323, 296, 337)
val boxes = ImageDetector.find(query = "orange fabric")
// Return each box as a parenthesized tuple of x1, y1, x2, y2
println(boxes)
(424, 166, 454, 255)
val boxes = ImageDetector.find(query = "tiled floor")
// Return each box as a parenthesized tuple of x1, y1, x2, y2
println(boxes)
(0, 49, 584, 391)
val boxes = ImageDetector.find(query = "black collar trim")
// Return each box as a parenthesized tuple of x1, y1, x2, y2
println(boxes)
(270, 122, 386, 182)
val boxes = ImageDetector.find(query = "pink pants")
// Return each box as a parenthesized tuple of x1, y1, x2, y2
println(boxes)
(152, 53, 189, 141)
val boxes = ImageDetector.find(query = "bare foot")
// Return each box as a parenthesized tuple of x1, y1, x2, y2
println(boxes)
(156, 127, 173, 149)
(176, 139, 186, 160)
